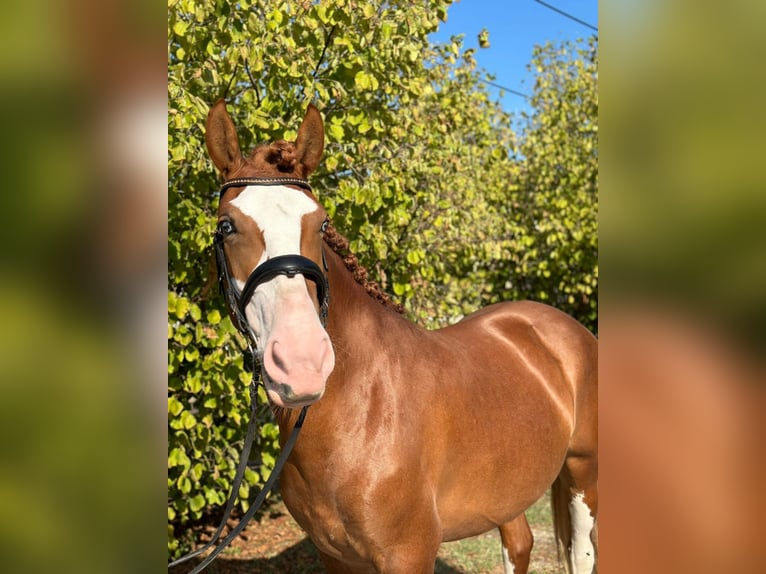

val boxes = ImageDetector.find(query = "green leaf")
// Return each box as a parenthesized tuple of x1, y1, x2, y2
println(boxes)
(168, 447, 191, 468)
(244, 467, 259, 484)
(168, 397, 184, 417)
(354, 71, 376, 91)
(203, 397, 217, 408)
(168, 291, 177, 314)
(357, 117, 371, 134)
(175, 298, 190, 320)
(478, 28, 490, 49)
(173, 20, 189, 37)
(406, 250, 420, 265)
(189, 494, 206, 513)
(328, 123, 344, 141)
(316, 4, 329, 24)
(180, 411, 197, 430)
(178, 476, 192, 495)
(184, 347, 200, 362)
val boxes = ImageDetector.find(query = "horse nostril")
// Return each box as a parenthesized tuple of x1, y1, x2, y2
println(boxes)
(270, 341, 288, 373)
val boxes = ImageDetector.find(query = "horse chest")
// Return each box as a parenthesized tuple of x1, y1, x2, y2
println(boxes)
(281, 438, 431, 561)
(281, 474, 380, 563)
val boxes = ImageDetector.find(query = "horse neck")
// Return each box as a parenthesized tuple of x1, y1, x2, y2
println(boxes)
(323, 245, 408, 361)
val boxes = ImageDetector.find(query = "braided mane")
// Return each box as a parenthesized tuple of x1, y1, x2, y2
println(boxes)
(323, 223, 404, 315)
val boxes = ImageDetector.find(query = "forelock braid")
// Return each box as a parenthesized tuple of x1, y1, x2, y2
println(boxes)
(266, 141, 297, 172)
(323, 223, 405, 314)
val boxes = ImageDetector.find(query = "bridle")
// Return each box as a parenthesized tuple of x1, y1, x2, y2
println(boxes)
(213, 176, 330, 340)
(169, 176, 329, 573)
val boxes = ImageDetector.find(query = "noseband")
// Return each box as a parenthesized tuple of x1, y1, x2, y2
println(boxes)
(213, 176, 330, 344)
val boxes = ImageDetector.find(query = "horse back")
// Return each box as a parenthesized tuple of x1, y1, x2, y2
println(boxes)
(441, 300, 597, 407)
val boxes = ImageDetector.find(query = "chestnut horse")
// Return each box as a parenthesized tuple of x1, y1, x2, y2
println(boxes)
(205, 100, 598, 574)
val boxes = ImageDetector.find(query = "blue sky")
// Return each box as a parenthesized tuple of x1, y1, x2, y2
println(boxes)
(430, 0, 598, 116)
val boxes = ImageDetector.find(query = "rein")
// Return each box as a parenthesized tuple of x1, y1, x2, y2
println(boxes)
(169, 176, 327, 572)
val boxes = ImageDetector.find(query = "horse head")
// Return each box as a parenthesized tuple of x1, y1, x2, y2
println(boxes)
(206, 101, 334, 408)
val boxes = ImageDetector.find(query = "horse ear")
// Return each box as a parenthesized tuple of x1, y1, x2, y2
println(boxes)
(205, 99, 242, 178)
(295, 103, 324, 175)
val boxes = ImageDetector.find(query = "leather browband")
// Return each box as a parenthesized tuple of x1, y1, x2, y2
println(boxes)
(218, 176, 312, 202)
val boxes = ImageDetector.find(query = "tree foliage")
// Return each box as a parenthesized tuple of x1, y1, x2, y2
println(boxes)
(498, 38, 598, 327)
(168, 0, 596, 556)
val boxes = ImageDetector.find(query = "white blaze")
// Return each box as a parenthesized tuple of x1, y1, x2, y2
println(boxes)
(229, 185, 318, 262)
(229, 185, 321, 343)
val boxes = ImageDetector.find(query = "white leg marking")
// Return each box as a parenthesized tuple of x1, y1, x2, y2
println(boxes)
(569, 491, 595, 573)
(501, 544, 515, 574)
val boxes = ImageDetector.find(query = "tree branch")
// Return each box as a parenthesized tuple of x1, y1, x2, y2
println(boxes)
(244, 59, 261, 107)
(222, 61, 239, 101)
(313, 24, 337, 80)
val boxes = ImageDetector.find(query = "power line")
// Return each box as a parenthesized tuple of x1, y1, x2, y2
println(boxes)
(480, 78, 529, 100)
(472, 1, 600, 103)
(533, 0, 598, 33)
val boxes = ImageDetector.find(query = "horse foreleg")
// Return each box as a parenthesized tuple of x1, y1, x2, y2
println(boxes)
(498, 513, 533, 574)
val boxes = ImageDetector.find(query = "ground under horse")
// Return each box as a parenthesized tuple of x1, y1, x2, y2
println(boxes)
(205, 100, 598, 573)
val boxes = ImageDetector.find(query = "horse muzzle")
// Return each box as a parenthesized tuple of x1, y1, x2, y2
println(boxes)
(261, 325, 335, 408)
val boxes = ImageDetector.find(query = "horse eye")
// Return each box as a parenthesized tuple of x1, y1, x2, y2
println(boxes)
(320, 219, 329, 234)
(218, 220, 235, 236)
